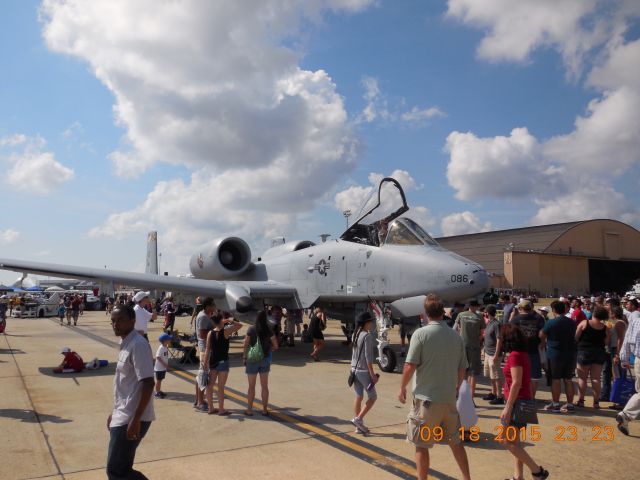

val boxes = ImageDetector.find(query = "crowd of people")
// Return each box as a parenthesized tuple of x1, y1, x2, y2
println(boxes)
(390, 292, 640, 480)
(99, 288, 640, 480)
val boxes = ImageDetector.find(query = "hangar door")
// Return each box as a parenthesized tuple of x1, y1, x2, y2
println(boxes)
(589, 259, 640, 293)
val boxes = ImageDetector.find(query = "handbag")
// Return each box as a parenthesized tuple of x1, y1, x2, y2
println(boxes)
(610, 365, 636, 405)
(348, 333, 366, 387)
(246, 335, 265, 363)
(457, 380, 479, 428)
(511, 399, 539, 425)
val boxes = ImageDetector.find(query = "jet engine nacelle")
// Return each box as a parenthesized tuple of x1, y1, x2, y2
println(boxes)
(189, 237, 252, 280)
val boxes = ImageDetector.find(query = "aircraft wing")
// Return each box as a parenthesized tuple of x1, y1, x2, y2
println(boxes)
(0, 258, 299, 312)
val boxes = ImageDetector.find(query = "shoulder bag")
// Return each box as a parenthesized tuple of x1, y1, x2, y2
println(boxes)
(247, 334, 265, 363)
(511, 399, 539, 424)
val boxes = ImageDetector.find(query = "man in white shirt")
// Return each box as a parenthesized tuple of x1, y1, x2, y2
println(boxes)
(133, 291, 157, 340)
(107, 304, 155, 479)
(617, 298, 640, 435)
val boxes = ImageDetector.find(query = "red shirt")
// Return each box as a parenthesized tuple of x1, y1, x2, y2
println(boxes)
(63, 352, 85, 372)
(571, 308, 586, 324)
(503, 351, 531, 400)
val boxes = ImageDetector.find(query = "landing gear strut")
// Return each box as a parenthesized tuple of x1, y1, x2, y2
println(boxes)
(371, 300, 397, 373)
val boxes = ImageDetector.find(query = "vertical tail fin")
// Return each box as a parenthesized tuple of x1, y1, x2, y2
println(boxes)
(146, 231, 158, 275)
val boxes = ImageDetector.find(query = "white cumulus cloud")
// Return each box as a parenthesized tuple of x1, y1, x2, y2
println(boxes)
(41, 1, 379, 264)
(444, 1, 640, 227)
(357, 75, 445, 125)
(441, 212, 492, 237)
(446, 0, 605, 76)
(0, 134, 74, 194)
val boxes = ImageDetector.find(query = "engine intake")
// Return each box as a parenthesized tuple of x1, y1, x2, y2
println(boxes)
(189, 237, 252, 280)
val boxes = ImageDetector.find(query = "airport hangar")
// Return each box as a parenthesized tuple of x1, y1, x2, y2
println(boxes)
(435, 219, 640, 296)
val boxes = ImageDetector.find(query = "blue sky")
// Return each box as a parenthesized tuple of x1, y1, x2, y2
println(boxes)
(0, 0, 638, 285)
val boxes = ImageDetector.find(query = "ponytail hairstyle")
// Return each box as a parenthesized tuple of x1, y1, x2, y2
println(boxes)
(352, 325, 363, 349)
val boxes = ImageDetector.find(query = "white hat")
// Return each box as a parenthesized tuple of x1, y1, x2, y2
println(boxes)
(538, 307, 550, 313)
(559, 296, 566, 302)
(133, 291, 151, 303)
(60, 347, 71, 354)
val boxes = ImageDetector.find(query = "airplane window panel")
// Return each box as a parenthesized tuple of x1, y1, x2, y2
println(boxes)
(401, 218, 439, 246)
(385, 222, 422, 245)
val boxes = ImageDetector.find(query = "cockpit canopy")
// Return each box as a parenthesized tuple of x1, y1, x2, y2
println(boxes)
(339, 177, 438, 247)
(384, 217, 439, 246)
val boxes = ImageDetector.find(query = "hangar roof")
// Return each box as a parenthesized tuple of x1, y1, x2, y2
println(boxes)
(435, 219, 640, 275)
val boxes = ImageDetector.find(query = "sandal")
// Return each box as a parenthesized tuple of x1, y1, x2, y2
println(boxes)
(575, 398, 585, 408)
(593, 401, 600, 409)
(243, 410, 254, 416)
(218, 410, 231, 416)
(532, 466, 549, 479)
(261, 410, 269, 416)
(207, 408, 219, 415)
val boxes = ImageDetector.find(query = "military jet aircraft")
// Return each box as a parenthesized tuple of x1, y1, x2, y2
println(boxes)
(0, 177, 489, 370)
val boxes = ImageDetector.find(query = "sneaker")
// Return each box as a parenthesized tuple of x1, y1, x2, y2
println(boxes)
(482, 393, 497, 401)
(194, 404, 208, 413)
(543, 403, 561, 413)
(616, 413, 630, 436)
(560, 403, 575, 413)
(350, 417, 369, 434)
(154, 392, 163, 399)
(489, 396, 505, 405)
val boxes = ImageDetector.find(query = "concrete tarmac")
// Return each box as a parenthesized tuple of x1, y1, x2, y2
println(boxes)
(1, 312, 638, 479)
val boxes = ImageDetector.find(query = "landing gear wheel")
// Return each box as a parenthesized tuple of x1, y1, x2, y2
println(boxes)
(377, 347, 397, 372)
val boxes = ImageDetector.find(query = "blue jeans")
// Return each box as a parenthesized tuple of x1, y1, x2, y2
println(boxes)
(107, 421, 151, 479)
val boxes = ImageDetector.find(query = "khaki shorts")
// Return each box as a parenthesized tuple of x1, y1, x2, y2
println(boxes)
(406, 398, 461, 448)
(483, 353, 501, 380)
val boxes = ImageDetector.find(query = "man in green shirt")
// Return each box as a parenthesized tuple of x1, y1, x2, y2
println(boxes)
(454, 300, 484, 397)
(399, 294, 471, 480)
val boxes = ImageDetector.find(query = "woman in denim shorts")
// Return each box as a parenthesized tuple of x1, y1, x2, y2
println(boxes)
(204, 314, 243, 415)
(243, 311, 278, 416)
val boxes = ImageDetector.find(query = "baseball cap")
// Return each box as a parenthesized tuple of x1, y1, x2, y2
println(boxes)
(133, 291, 151, 303)
(518, 299, 533, 309)
(159, 333, 172, 343)
(60, 347, 71, 354)
(538, 306, 550, 313)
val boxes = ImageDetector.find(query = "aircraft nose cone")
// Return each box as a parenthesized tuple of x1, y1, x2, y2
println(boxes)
(469, 266, 489, 292)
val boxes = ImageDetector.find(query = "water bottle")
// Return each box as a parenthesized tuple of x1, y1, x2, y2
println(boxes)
(367, 373, 380, 391)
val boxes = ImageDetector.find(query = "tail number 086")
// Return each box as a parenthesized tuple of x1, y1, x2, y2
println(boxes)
(450, 274, 469, 283)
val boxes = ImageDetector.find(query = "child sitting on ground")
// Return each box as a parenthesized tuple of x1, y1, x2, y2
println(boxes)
(154, 333, 172, 398)
(53, 347, 84, 373)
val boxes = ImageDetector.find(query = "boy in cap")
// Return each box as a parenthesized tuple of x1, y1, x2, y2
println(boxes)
(154, 333, 172, 398)
(53, 347, 85, 373)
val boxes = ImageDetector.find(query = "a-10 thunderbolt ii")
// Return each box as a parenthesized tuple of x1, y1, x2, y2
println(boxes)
(0, 177, 489, 371)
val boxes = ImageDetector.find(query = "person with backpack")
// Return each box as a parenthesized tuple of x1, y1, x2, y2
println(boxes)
(349, 311, 378, 434)
(242, 310, 278, 416)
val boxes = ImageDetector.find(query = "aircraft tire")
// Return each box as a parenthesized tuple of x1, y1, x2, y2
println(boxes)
(377, 347, 396, 373)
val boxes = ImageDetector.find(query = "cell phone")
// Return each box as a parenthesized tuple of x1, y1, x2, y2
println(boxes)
(366, 373, 380, 391)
